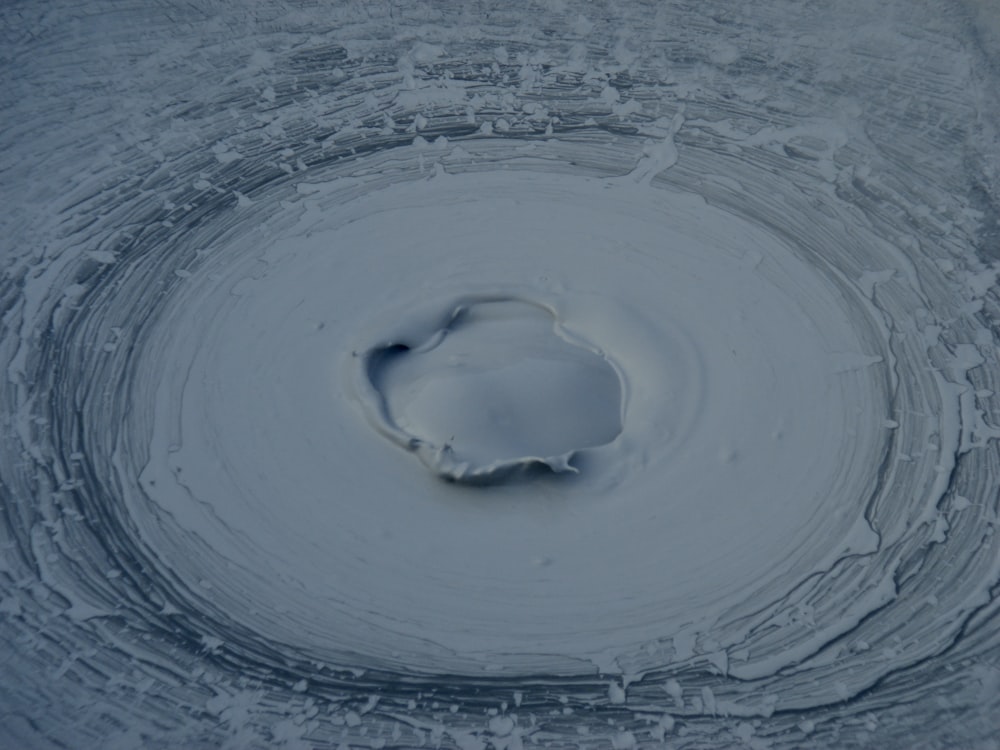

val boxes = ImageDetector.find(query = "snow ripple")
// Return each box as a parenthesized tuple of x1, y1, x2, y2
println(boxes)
(1, 1, 999, 748)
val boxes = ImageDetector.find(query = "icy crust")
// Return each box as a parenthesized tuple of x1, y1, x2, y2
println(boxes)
(357, 295, 623, 483)
(1, 0, 1000, 748)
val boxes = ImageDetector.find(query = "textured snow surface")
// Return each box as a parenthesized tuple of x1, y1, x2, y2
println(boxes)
(1, 1, 999, 748)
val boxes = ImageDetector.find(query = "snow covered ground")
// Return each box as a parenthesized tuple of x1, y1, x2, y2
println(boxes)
(1, 1, 999, 748)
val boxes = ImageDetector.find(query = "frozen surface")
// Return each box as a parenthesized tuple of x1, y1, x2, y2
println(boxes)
(1, 1, 1000, 749)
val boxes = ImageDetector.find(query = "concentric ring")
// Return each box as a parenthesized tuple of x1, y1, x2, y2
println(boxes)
(2, 2, 999, 748)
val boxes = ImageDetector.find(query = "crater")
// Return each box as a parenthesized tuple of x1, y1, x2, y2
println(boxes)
(358, 296, 623, 483)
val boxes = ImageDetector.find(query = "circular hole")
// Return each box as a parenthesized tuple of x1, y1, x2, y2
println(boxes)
(361, 296, 623, 482)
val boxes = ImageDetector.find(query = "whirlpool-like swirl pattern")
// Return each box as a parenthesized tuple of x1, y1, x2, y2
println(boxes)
(2, 1, 1000, 748)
